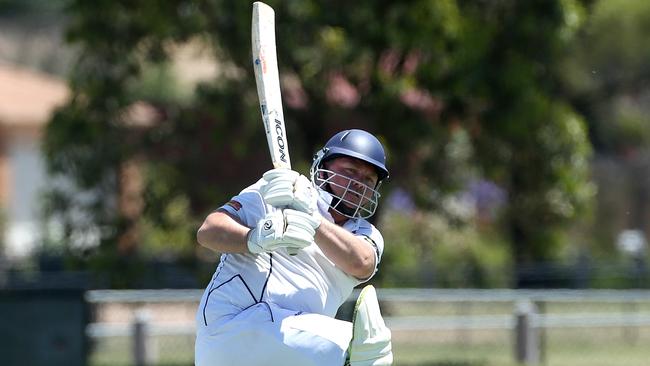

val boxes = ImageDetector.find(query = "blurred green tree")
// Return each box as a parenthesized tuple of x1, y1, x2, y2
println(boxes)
(44, 0, 594, 287)
(0, 0, 66, 14)
(562, 0, 650, 153)
(560, 0, 650, 263)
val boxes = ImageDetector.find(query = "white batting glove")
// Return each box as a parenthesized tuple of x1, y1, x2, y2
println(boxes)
(284, 209, 320, 244)
(260, 169, 319, 215)
(247, 209, 320, 254)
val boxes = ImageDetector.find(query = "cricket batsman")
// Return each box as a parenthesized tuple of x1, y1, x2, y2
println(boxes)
(195, 129, 393, 365)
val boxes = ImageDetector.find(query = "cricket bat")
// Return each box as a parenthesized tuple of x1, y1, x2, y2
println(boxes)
(252, 2, 298, 255)
(252, 1, 290, 170)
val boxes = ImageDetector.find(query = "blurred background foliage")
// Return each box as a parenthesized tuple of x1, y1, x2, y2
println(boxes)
(2, 0, 650, 289)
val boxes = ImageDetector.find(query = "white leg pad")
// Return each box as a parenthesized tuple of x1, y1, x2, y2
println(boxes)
(347, 285, 393, 366)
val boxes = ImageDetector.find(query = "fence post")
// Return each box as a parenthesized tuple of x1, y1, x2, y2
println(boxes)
(514, 299, 540, 365)
(133, 309, 155, 366)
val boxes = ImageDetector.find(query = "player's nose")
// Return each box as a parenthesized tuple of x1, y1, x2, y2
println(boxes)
(349, 177, 363, 190)
(349, 180, 368, 198)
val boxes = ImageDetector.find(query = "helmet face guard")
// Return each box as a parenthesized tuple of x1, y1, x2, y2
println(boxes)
(311, 166, 382, 219)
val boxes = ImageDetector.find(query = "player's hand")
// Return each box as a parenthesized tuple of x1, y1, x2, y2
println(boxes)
(247, 209, 320, 254)
(260, 169, 318, 214)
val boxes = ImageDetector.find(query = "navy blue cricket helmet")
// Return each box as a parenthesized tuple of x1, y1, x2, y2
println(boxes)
(313, 129, 389, 181)
(310, 129, 389, 219)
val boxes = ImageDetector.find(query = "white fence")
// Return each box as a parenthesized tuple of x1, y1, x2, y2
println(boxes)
(85, 288, 650, 365)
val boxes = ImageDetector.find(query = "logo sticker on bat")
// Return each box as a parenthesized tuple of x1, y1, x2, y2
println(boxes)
(274, 118, 287, 163)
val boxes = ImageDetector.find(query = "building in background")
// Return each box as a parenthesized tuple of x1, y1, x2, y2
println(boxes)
(0, 63, 69, 258)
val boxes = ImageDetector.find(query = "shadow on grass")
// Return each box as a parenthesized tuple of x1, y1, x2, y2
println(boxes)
(398, 361, 487, 366)
(94, 361, 487, 366)
(95, 361, 485, 366)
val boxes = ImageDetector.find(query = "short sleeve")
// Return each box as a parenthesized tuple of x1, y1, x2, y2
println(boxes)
(217, 179, 267, 228)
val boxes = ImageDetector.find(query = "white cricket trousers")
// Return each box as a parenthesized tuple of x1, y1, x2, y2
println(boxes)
(195, 302, 353, 366)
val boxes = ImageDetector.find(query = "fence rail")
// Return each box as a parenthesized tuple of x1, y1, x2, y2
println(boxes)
(86, 323, 196, 338)
(377, 288, 650, 303)
(85, 288, 650, 333)
(86, 288, 650, 304)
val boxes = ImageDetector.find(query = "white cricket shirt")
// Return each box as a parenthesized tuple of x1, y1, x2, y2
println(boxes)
(198, 178, 385, 330)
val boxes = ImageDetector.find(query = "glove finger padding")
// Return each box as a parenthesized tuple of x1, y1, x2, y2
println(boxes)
(291, 175, 318, 214)
(247, 209, 319, 254)
(260, 169, 319, 216)
(283, 226, 314, 248)
(282, 209, 320, 247)
(262, 180, 295, 207)
(261, 169, 299, 207)
(262, 168, 299, 182)
(284, 209, 320, 230)
(281, 207, 321, 256)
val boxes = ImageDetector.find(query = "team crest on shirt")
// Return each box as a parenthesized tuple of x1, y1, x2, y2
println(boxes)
(225, 200, 242, 211)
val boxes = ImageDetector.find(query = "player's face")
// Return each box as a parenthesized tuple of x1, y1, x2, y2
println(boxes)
(323, 157, 379, 208)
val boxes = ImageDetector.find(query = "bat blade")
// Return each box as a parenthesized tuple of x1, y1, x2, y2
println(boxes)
(252, 2, 299, 256)
(252, 1, 291, 170)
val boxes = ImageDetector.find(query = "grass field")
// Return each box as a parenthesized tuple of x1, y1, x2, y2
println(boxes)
(391, 327, 650, 366)
(89, 326, 650, 366)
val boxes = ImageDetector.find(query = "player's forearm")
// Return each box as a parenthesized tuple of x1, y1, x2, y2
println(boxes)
(197, 211, 250, 254)
(314, 219, 376, 279)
